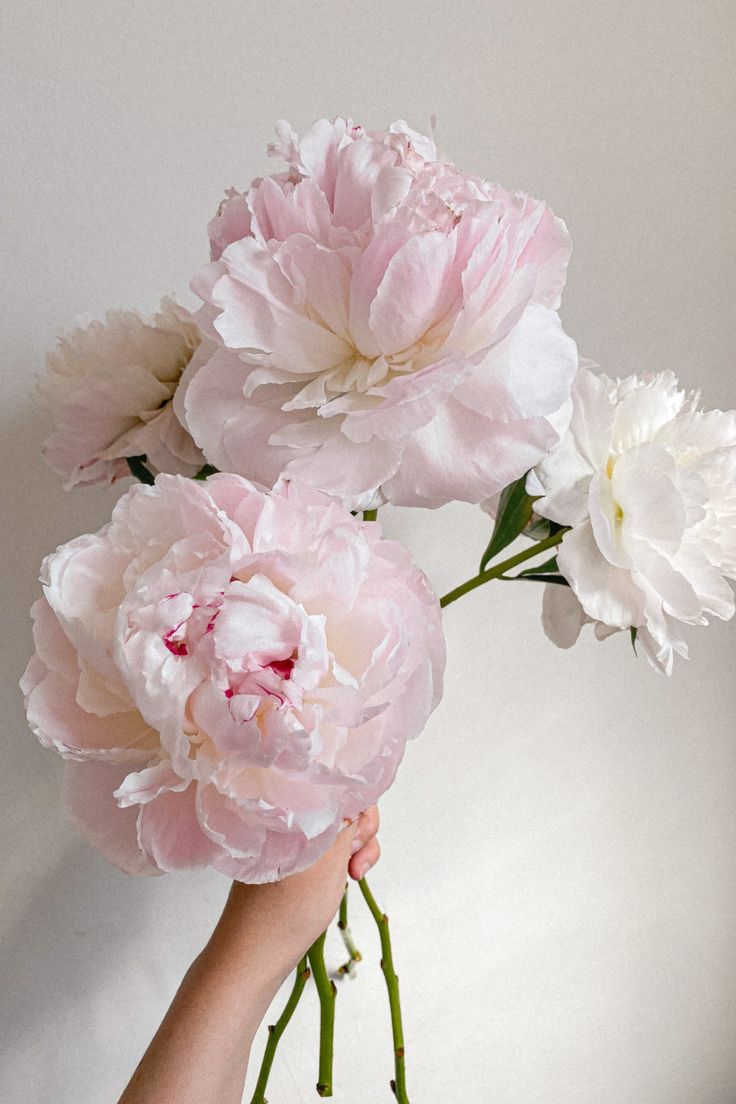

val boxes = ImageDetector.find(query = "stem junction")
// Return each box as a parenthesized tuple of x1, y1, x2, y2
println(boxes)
(439, 531, 565, 610)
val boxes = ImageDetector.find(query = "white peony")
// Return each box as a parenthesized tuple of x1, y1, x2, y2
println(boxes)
(530, 366, 736, 672)
(41, 299, 207, 488)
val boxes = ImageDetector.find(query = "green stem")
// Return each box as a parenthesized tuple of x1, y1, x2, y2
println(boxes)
(358, 878, 409, 1104)
(126, 455, 155, 485)
(362, 508, 378, 522)
(193, 463, 219, 481)
(249, 957, 310, 1104)
(307, 930, 336, 1097)
(337, 883, 362, 977)
(439, 531, 566, 610)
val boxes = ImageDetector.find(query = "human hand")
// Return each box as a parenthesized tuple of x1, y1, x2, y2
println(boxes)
(118, 809, 381, 1104)
(214, 805, 381, 986)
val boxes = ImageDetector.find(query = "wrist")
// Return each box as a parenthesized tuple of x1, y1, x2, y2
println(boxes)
(206, 882, 303, 994)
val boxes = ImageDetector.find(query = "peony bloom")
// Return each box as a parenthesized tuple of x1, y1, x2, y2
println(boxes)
(20, 474, 445, 881)
(41, 299, 207, 488)
(530, 366, 736, 672)
(180, 117, 578, 510)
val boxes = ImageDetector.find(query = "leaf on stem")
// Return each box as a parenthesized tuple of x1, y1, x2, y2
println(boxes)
(511, 573, 570, 586)
(480, 474, 536, 571)
(512, 556, 569, 586)
(517, 555, 560, 577)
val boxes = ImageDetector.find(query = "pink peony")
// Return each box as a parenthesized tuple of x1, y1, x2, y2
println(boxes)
(180, 118, 578, 510)
(41, 299, 207, 488)
(21, 474, 445, 881)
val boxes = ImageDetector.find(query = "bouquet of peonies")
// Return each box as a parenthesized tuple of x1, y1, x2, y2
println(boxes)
(21, 117, 736, 1101)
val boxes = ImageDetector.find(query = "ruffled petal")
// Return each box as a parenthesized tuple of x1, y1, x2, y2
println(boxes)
(64, 759, 159, 875)
(384, 397, 558, 507)
(137, 785, 221, 871)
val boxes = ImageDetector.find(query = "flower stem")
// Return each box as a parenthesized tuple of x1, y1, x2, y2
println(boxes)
(307, 930, 337, 1097)
(362, 508, 378, 522)
(337, 883, 362, 978)
(249, 957, 311, 1104)
(126, 455, 155, 485)
(358, 877, 409, 1103)
(439, 531, 565, 610)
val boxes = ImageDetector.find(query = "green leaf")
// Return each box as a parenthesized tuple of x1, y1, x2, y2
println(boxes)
(194, 464, 219, 481)
(126, 455, 155, 485)
(479, 474, 536, 572)
(517, 555, 559, 577)
(511, 572, 569, 586)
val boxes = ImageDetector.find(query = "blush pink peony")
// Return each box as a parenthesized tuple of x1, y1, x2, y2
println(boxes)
(179, 118, 578, 510)
(41, 299, 207, 488)
(21, 474, 445, 881)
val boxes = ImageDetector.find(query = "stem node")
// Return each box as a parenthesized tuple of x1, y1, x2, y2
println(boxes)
(359, 878, 410, 1103)
(249, 955, 310, 1104)
(308, 931, 336, 1097)
(336, 884, 362, 977)
(440, 531, 566, 610)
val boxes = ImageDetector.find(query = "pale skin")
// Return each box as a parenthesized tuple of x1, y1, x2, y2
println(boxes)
(118, 805, 381, 1104)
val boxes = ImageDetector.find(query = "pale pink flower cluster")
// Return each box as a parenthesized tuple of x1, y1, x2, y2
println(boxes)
(531, 367, 736, 672)
(41, 300, 206, 488)
(179, 117, 578, 509)
(21, 475, 444, 881)
(26, 115, 736, 884)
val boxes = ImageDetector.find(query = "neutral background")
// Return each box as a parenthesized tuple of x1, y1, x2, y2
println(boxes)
(2, 2, 735, 1101)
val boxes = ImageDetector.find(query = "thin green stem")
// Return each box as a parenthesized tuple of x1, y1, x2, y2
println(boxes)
(358, 877, 409, 1104)
(307, 930, 336, 1097)
(249, 957, 310, 1104)
(193, 463, 219, 481)
(126, 455, 155, 485)
(439, 531, 566, 610)
(336, 883, 362, 977)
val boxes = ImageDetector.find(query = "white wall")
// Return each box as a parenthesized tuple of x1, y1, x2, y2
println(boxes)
(2, 2, 735, 1101)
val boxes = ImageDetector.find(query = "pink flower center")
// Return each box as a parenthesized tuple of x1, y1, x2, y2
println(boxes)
(268, 656, 294, 680)
(163, 623, 189, 656)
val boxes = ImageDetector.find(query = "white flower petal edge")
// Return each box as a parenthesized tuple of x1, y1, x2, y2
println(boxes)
(41, 299, 206, 488)
(532, 366, 736, 673)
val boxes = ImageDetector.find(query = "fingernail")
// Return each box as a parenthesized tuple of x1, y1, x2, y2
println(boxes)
(351, 837, 363, 855)
(357, 862, 370, 879)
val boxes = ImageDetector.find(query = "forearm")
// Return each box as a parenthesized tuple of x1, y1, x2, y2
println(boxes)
(117, 814, 377, 1104)
(118, 903, 291, 1104)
